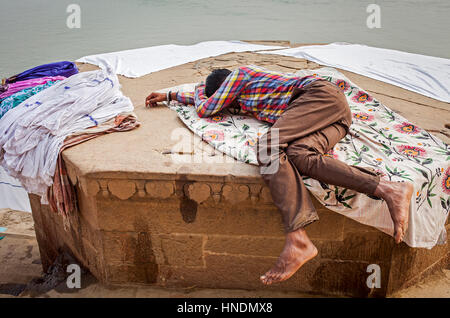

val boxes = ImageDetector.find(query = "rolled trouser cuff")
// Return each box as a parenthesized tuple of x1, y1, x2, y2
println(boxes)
(285, 209, 319, 233)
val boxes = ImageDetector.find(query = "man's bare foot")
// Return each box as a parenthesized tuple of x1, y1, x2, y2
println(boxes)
(374, 179, 414, 243)
(260, 228, 317, 285)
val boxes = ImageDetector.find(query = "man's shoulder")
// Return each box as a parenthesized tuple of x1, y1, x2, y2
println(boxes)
(239, 64, 266, 72)
(236, 65, 274, 78)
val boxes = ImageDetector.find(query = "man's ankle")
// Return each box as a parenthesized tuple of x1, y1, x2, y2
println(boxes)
(287, 228, 310, 246)
(374, 179, 389, 200)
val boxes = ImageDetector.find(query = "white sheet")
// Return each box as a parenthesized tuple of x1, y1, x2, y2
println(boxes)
(258, 43, 450, 103)
(76, 40, 286, 78)
(0, 167, 31, 212)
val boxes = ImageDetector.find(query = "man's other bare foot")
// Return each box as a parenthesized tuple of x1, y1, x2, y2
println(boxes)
(260, 228, 317, 285)
(374, 179, 414, 243)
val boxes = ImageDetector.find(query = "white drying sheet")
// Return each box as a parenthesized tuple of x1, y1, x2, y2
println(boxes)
(258, 43, 450, 103)
(76, 40, 286, 78)
(0, 167, 31, 212)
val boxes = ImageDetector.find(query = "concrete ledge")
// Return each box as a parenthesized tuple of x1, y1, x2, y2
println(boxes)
(29, 175, 449, 297)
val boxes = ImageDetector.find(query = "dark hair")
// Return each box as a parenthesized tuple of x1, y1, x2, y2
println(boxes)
(205, 68, 232, 97)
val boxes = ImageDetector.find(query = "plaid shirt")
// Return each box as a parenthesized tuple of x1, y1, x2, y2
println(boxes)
(175, 65, 322, 123)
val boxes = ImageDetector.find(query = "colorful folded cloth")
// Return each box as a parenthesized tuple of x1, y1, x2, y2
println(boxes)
(4, 61, 78, 84)
(0, 76, 66, 100)
(0, 80, 63, 119)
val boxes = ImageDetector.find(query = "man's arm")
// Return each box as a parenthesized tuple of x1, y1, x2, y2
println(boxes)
(145, 67, 248, 112)
(193, 68, 249, 118)
(174, 91, 194, 105)
(145, 91, 194, 107)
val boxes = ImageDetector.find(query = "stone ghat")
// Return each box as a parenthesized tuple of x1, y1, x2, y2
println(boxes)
(30, 175, 449, 297)
(29, 41, 449, 297)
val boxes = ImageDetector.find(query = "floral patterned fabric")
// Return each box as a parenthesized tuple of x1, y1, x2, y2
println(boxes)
(163, 67, 450, 248)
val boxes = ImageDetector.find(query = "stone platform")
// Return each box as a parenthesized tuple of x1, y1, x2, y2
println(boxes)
(29, 41, 450, 297)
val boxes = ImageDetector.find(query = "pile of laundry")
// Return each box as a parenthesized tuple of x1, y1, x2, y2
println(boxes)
(0, 61, 140, 222)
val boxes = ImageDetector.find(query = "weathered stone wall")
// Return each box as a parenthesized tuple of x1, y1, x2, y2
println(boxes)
(30, 173, 449, 297)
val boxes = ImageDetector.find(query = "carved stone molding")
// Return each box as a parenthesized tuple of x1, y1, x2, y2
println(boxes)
(259, 186, 273, 203)
(98, 180, 109, 198)
(145, 181, 174, 199)
(85, 179, 100, 196)
(135, 180, 146, 197)
(222, 184, 249, 204)
(107, 180, 136, 200)
(85, 178, 268, 206)
(249, 184, 263, 203)
(209, 182, 223, 204)
(185, 182, 211, 204)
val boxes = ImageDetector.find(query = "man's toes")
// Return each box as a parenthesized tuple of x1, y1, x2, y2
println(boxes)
(267, 271, 278, 282)
(261, 274, 271, 285)
(273, 272, 284, 283)
(261, 271, 274, 285)
(263, 275, 273, 285)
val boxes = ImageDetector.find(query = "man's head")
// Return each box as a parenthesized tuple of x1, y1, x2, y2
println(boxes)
(205, 68, 231, 97)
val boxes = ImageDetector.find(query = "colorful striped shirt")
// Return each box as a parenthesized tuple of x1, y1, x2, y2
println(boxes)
(175, 65, 323, 123)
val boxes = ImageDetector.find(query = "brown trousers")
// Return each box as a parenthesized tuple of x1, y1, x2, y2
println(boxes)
(257, 80, 380, 233)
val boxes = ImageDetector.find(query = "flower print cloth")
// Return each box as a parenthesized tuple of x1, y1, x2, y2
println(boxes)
(163, 67, 450, 249)
(0, 76, 66, 100)
(4, 61, 78, 84)
(0, 80, 63, 119)
(0, 67, 134, 202)
(258, 43, 450, 103)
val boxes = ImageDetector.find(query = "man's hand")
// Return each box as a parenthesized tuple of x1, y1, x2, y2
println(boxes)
(145, 92, 166, 108)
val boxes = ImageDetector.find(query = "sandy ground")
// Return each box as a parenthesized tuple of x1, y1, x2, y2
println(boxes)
(0, 208, 448, 298)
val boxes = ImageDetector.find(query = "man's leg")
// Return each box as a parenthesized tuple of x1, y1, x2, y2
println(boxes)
(258, 81, 353, 285)
(258, 81, 354, 232)
(260, 122, 380, 285)
(258, 81, 413, 285)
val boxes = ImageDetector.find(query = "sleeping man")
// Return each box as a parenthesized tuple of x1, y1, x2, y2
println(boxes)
(145, 65, 413, 285)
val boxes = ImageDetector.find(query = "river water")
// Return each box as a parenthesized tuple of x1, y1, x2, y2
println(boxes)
(1, 0, 449, 76)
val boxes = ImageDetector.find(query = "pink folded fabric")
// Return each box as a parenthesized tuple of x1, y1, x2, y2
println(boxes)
(0, 76, 66, 100)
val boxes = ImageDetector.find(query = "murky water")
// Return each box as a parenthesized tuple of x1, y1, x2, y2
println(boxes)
(0, 0, 449, 76)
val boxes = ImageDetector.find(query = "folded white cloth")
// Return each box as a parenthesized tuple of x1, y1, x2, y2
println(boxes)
(77, 40, 286, 78)
(0, 68, 134, 200)
(258, 43, 450, 103)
